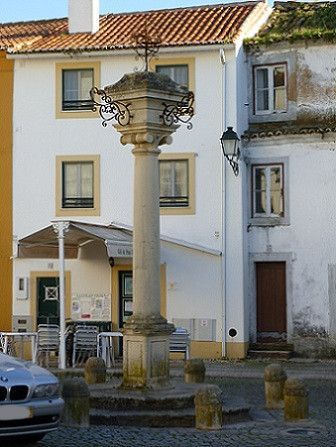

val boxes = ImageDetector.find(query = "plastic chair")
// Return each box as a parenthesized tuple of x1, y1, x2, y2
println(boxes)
(169, 327, 190, 360)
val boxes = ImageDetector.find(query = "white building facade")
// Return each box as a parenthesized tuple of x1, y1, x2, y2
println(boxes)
(244, 1, 336, 357)
(8, 1, 270, 359)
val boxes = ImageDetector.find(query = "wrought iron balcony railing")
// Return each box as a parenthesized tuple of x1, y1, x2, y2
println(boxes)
(62, 99, 94, 111)
(62, 197, 94, 208)
(159, 196, 189, 207)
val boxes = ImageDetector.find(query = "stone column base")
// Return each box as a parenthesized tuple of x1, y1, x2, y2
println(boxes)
(122, 315, 174, 390)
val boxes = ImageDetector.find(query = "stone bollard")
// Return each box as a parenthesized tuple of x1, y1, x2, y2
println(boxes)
(184, 359, 206, 384)
(264, 363, 287, 409)
(84, 357, 106, 385)
(62, 377, 90, 427)
(284, 378, 309, 421)
(194, 385, 223, 430)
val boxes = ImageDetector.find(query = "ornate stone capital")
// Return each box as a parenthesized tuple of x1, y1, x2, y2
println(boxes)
(118, 130, 173, 154)
(120, 132, 154, 146)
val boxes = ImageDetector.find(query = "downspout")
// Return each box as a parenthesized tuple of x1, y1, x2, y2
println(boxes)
(220, 47, 227, 358)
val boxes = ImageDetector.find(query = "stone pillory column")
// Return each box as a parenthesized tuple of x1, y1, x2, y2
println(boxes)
(101, 72, 194, 389)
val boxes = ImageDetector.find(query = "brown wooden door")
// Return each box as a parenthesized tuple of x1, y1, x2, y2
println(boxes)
(256, 262, 286, 342)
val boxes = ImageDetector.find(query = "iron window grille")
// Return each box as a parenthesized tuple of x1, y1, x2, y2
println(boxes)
(160, 195, 189, 207)
(62, 69, 94, 111)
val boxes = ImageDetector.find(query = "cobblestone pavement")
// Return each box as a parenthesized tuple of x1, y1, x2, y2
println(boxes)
(174, 358, 336, 380)
(21, 375, 335, 447)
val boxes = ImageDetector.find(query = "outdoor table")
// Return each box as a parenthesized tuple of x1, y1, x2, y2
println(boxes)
(97, 331, 123, 367)
(0, 332, 38, 363)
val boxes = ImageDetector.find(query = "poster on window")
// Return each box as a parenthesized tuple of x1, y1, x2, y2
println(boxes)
(71, 293, 111, 321)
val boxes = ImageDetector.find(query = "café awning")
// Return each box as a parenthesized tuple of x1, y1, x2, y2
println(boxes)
(18, 221, 132, 259)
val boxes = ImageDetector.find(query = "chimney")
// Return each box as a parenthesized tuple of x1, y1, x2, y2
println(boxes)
(68, 0, 100, 34)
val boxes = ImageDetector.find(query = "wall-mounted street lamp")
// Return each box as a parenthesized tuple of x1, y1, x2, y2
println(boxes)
(220, 126, 240, 176)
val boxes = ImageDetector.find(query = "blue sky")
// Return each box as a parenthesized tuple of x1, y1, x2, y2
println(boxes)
(0, 0, 243, 23)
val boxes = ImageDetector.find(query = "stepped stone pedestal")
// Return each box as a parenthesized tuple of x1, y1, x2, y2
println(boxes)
(89, 381, 250, 427)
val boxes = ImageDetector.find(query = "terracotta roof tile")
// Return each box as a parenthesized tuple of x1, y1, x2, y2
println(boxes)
(0, 2, 265, 54)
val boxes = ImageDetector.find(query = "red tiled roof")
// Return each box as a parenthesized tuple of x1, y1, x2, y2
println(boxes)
(0, 2, 265, 54)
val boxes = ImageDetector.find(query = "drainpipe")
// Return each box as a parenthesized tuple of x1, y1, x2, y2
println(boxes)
(220, 47, 227, 358)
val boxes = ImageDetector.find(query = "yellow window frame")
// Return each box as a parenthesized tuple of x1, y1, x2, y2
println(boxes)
(55, 154, 100, 217)
(159, 152, 196, 216)
(55, 61, 100, 119)
(150, 57, 195, 93)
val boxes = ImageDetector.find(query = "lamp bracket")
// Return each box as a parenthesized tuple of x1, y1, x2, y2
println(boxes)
(224, 147, 240, 176)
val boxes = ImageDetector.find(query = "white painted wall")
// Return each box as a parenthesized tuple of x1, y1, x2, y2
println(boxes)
(13, 240, 111, 317)
(14, 238, 223, 342)
(245, 42, 336, 355)
(247, 134, 336, 344)
(296, 45, 336, 123)
(221, 45, 249, 347)
(12, 50, 223, 250)
(161, 242, 222, 341)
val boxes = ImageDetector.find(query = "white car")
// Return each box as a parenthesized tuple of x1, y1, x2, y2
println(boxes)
(0, 352, 64, 443)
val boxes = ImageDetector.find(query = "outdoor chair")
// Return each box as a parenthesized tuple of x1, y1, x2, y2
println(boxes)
(97, 331, 123, 368)
(72, 326, 98, 367)
(169, 327, 190, 360)
(36, 324, 59, 367)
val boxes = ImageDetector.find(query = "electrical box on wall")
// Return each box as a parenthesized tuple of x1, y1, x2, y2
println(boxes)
(172, 318, 216, 341)
(12, 316, 33, 332)
(16, 276, 29, 300)
(194, 318, 216, 341)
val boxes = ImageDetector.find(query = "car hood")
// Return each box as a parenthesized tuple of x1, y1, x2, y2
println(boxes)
(0, 352, 57, 385)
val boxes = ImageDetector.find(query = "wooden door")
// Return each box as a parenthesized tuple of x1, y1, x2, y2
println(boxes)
(256, 262, 286, 342)
(37, 277, 60, 326)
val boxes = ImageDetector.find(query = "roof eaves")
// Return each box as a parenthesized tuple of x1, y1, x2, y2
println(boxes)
(8, 39, 233, 55)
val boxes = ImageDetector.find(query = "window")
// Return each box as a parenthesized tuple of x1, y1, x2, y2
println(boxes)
(252, 164, 284, 218)
(150, 58, 195, 92)
(160, 160, 189, 207)
(62, 69, 94, 111)
(55, 61, 100, 119)
(156, 64, 189, 89)
(62, 161, 94, 208)
(56, 155, 100, 216)
(254, 65, 287, 115)
(159, 153, 196, 215)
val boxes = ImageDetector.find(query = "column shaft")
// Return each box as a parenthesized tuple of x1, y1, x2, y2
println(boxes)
(132, 148, 161, 317)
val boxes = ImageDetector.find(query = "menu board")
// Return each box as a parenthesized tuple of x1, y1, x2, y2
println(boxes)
(71, 293, 111, 321)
